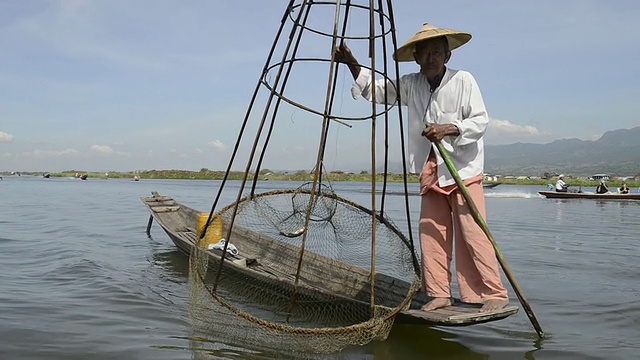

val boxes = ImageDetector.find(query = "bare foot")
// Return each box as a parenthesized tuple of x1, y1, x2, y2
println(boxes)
(421, 297, 453, 312)
(481, 299, 509, 312)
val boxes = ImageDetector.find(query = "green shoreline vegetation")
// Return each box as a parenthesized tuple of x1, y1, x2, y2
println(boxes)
(48, 169, 421, 183)
(24, 169, 636, 188)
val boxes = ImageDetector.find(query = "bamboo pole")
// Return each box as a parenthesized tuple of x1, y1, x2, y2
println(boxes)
(434, 140, 545, 338)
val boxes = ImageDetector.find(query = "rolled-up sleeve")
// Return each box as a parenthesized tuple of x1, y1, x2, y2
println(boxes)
(351, 69, 370, 99)
(351, 69, 400, 106)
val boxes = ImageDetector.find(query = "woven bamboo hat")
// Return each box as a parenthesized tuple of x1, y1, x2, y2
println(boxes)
(393, 23, 472, 62)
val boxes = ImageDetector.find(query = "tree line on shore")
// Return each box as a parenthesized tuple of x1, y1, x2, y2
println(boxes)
(27, 169, 634, 188)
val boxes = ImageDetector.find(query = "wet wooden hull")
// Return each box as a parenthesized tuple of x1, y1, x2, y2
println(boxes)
(141, 192, 518, 326)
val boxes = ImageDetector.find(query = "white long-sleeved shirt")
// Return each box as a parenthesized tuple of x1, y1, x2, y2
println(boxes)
(351, 67, 489, 187)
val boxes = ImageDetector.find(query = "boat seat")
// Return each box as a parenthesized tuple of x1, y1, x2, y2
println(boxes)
(207, 248, 258, 267)
(179, 229, 258, 267)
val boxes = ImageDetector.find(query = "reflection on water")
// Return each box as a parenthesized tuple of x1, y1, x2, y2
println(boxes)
(1, 179, 639, 359)
(484, 191, 540, 199)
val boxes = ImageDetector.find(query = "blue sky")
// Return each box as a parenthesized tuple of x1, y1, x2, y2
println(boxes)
(1, 0, 639, 173)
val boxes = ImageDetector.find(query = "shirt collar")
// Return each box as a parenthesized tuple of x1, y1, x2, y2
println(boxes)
(428, 67, 454, 92)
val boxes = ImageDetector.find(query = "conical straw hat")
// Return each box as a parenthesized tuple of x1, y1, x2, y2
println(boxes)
(394, 23, 472, 62)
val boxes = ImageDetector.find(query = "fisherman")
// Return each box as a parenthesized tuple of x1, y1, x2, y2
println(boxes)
(334, 23, 508, 312)
(619, 183, 630, 194)
(555, 175, 568, 192)
(595, 180, 609, 194)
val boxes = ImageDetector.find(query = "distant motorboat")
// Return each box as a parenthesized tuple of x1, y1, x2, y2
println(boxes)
(43, 173, 50, 178)
(483, 182, 501, 189)
(133, 175, 140, 181)
(539, 191, 640, 201)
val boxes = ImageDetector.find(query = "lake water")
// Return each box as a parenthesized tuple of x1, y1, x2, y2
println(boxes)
(1, 176, 639, 359)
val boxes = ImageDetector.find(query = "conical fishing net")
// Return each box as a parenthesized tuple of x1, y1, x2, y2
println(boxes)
(187, 0, 421, 355)
(189, 180, 420, 354)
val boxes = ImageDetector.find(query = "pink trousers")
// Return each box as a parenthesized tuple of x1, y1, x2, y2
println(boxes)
(419, 176, 508, 303)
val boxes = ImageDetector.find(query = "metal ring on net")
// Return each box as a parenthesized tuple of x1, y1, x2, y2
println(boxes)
(287, 1, 393, 41)
(291, 182, 338, 221)
(261, 58, 399, 122)
(277, 181, 338, 237)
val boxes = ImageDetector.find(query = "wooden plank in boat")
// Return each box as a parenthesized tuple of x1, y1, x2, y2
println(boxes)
(151, 205, 181, 213)
(147, 202, 178, 209)
(143, 197, 176, 205)
(180, 231, 196, 241)
(145, 196, 174, 203)
(398, 303, 518, 326)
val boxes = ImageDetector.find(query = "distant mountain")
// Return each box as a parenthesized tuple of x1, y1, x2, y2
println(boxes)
(485, 126, 640, 176)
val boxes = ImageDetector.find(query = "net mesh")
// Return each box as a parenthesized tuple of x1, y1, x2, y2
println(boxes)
(188, 181, 420, 354)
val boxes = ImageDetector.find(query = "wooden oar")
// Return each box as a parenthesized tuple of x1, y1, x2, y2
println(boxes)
(433, 140, 545, 338)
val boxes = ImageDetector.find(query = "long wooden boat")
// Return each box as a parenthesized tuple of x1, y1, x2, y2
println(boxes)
(141, 191, 518, 326)
(539, 191, 640, 200)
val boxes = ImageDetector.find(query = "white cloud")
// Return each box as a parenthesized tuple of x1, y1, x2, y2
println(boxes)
(484, 118, 553, 145)
(0, 131, 14, 142)
(90, 144, 114, 154)
(207, 140, 226, 152)
(489, 118, 540, 135)
(90, 144, 128, 157)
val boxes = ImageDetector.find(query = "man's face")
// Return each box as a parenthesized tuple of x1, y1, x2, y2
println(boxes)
(413, 38, 451, 79)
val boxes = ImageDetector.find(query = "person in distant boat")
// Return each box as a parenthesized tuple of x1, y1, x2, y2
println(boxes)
(334, 23, 508, 313)
(619, 183, 630, 194)
(555, 175, 568, 192)
(595, 180, 609, 194)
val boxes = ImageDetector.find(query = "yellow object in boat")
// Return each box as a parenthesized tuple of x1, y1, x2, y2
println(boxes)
(196, 213, 223, 249)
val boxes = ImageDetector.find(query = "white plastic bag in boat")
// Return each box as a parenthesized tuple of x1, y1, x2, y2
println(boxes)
(207, 239, 239, 256)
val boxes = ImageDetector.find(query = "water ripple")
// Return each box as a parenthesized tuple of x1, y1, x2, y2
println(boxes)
(1, 181, 640, 359)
